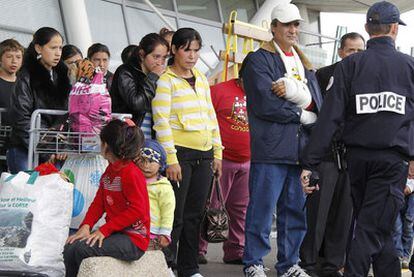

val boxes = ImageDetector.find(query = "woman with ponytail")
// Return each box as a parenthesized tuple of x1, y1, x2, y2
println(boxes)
(110, 33, 169, 139)
(7, 27, 71, 173)
(152, 28, 223, 277)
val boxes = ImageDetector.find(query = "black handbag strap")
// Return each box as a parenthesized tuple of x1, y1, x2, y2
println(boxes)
(205, 175, 226, 210)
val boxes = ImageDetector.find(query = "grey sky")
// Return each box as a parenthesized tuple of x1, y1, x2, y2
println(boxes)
(320, 9, 414, 58)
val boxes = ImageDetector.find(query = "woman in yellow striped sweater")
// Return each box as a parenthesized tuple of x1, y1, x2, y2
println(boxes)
(152, 28, 222, 277)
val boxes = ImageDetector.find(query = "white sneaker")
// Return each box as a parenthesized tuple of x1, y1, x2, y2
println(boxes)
(168, 268, 176, 277)
(280, 264, 310, 277)
(190, 273, 204, 277)
(244, 264, 267, 277)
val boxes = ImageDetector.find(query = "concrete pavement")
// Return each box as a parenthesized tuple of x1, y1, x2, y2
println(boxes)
(198, 238, 411, 277)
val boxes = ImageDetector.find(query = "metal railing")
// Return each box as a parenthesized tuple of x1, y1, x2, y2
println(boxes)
(27, 109, 132, 168)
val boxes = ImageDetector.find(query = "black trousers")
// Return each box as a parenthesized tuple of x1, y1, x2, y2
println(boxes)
(344, 148, 407, 277)
(164, 146, 214, 277)
(63, 233, 144, 277)
(300, 161, 353, 275)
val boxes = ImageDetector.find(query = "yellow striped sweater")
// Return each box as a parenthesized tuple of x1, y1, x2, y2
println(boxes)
(152, 66, 222, 165)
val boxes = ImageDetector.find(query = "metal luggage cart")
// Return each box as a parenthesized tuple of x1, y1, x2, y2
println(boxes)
(28, 109, 132, 169)
(0, 108, 12, 163)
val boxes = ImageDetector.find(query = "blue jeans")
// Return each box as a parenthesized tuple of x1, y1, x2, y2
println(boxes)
(6, 147, 28, 174)
(6, 147, 64, 174)
(393, 193, 414, 259)
(243, 163, 307, 275)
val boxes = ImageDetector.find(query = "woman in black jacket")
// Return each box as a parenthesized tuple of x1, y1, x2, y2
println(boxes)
(7, 27, 71, 173)
(110, 33, 169, 139)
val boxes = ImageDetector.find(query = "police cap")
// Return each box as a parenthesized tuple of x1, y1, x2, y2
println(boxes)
(366, 1, 406, 26)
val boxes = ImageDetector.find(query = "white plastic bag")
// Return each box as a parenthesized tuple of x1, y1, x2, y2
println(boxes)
(0, 171, 73, 277)
(62, 154, 108, 229)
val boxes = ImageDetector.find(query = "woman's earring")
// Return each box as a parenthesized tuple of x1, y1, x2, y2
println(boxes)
(36, 53, 42, 60)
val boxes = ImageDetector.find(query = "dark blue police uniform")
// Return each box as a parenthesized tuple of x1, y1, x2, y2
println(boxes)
(301, 10, 414, 277)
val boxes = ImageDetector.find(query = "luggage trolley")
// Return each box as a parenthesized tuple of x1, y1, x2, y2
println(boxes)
(28, 109, 132, 169)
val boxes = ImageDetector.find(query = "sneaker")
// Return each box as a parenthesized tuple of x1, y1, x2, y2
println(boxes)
(197, 254, 208, 264)
(367, 264, 373, 277)
(168, 268, 176, 277)
(280, 264, 311, 277)
(244, 264, 267, 277)
(402, 257, 410, 269)
(190, 274, 204, 277)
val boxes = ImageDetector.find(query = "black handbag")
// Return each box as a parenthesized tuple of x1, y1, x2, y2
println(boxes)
(201, 176, 229, 243)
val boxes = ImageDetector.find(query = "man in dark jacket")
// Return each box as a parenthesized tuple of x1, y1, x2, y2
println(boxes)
(316, 33, 365, 97)
(242, 2, 322, 277)
(301, 2, 414, 277)
(299, 32, 365, 277)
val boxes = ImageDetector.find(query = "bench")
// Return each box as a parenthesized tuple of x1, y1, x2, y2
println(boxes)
(77, 250, 169, 277)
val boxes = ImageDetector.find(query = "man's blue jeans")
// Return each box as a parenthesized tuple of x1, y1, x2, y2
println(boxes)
(243, 163, 307, 275)
(393, 193, 414, 259)
(6, 147, 28, 174)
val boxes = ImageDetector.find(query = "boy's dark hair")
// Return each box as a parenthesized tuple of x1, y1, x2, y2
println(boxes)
(169, 28, 202, 65)
(0, 39, 24, 59)
(87, 43, 111, 59)
(100, 119, 144, 160)
(121, 44, 138, 64)
(365, 22, 392, 36)
(62, 44, 83, 61)
(339, 32, 365, 49)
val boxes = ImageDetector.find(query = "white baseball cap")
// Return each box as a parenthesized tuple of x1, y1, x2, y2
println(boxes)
(271, 3, 303, 23)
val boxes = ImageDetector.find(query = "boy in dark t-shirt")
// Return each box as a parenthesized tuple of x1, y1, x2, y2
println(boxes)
(0, 39, 24, 171)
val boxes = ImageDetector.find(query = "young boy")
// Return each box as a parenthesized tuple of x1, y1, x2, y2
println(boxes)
(0, 39, 23, 117)
(0, 39, 23, 172)
(137, 139, 175, 249)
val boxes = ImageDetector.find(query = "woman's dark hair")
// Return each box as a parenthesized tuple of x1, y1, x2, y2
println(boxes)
(62, 44, 83, 61)
(128, 33, 169, 66)
(169, 28, 202, 65)
(25, 27, 63, 61)
(121, 44, 138, 64)
(139, 33, 169, 56)
(100, 119, 144, 160)
(87, 43, 110, 59)
(159, 27, 175, 39)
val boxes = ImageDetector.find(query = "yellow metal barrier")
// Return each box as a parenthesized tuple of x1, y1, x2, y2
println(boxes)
(220, 11, 272, 81)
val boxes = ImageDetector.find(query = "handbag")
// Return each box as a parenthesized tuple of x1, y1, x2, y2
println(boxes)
(201, 175, 229, 243)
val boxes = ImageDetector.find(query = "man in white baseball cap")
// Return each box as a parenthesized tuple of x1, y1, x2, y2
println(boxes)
(242, 1, 322, 277)
(270, 2, 303, 23)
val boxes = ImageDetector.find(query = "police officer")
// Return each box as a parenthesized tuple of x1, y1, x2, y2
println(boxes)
(299, 33, 365, 277)
(300, 1, 414, 277)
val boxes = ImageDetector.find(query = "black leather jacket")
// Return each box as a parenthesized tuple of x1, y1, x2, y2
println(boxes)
(8, 57, 71, 149)
(110, 61, 158, 126)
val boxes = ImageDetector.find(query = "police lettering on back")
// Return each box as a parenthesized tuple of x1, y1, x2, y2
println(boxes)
(356, 91, 406, 114)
